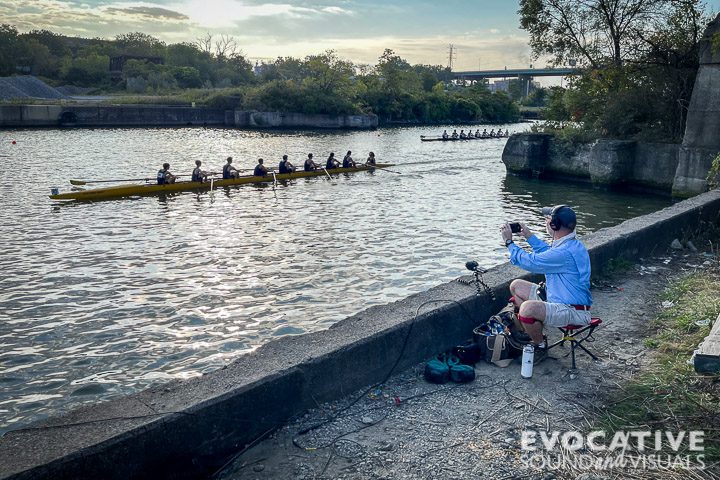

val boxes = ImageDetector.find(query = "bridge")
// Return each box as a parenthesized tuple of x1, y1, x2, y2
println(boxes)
(452, 67, 580, 81)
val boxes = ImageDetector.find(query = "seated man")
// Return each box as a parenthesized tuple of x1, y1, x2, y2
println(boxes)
(253, 158, 269, 176)
(501, 205, 592, 358)
(442, 130, 449, 139)
(451, 129, 459, 139)
(191, 160, 208, 182)
(304, 153, 319, 172)
(459, 129, 467, 139)
(342, 151, 356, 168)
(157, 163, 176, 184)
(326, 152, 340, 169)
(278, 155, 296, 174)
(223, 157, 240, 179)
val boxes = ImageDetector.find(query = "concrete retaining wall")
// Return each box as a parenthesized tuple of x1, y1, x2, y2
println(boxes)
(233, 110, 378, 129)
(2, 189, 720, 480)
(0, 105, 226, 127)
(503, 134, 681, 194)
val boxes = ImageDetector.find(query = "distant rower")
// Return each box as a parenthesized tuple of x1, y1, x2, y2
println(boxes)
(442, 130, 449, 139)
(451, 129, 459, 139)
(343, 151, 356, 168)
(475, 129, 481, 138)
(278, 155, 296, 174)
(192, 160, 208, 182)
(459, 129, 467, 139)
(157, 163, 176, 185)
(223, 157, 240, 179)
(326, 152, 340, 170)
(366, 151, 376, 166)
(304, 153, 319, 172)
(254, 158, 269, 176)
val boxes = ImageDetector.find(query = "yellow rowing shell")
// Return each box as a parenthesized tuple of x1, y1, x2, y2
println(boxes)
(50, 164, 395, 201)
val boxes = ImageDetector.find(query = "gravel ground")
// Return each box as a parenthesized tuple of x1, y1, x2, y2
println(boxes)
(216, 251, 718, 480)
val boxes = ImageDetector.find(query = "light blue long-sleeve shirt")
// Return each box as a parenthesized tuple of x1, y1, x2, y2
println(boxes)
(508, 232, 592, 306)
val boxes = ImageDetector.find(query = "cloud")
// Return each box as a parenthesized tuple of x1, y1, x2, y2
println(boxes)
(104, 6, 189, 21)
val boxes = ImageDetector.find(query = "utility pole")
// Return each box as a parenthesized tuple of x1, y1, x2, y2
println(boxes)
(447, 44, 457, 71)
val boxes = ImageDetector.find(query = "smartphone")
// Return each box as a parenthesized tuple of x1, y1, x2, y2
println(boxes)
(510, 222, 522, 233)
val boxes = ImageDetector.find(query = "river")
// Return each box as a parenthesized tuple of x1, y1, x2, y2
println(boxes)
(0, 124, 670, 433)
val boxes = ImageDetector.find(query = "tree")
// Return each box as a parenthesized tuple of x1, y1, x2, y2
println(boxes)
(115, 32, 165, 56)
(0, 24, 21, 75)
(519, 0, 672, 68)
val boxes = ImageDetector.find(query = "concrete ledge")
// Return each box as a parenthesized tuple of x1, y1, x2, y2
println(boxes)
(2, 189, 720, 480)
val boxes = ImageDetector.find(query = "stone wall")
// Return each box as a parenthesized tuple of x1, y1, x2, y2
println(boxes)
(502, 134, 681, 193)
(672, 15, 720, 197)
(233, 110, 378, 129)
(0, 105, 226, 127)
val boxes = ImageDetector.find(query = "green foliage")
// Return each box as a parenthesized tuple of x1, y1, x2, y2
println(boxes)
(707, 154, 720, 190)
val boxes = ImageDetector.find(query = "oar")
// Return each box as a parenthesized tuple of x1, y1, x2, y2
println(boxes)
(367, 164, 401, 174)
(321, 167, 332, 180)
(70, 177, 155, 186)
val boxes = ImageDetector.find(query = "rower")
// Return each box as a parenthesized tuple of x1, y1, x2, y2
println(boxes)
(326, 152, 340, 170)
(343, 151, 356, 168)
(451, 129, 459, 139)
(192, 160, 208, 182)
(278, 155, 296, 174)
(442, 130, 449, 139)
(505, 129, 510, 136)
(459, 129, 467, 139)
(304, 153, 319, 172)
(157, 163, 176, 185)
(475, 129, 481, 138)
(482, 128, 488, 137)
(254, 158, 269, 176)
(366, 151, 376, 166)
(223, 156, 240, 179)
(489, 129, 495, 137)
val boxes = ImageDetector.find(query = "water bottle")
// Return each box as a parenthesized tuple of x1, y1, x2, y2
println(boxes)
(521, 344, 534, 379)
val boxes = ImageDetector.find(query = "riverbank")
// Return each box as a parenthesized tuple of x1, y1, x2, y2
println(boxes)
(1, 189, 718, 480)
(217, 250, 720, 480)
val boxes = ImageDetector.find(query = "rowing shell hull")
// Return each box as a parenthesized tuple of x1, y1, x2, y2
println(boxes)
(50, 164, 395, 201)
(420, 136, 508, 142)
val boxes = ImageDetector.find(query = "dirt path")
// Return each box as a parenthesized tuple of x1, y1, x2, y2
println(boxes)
(216, 252, 714, 480)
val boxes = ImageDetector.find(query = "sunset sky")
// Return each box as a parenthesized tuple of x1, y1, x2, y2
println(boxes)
(2, 0, 719, 70)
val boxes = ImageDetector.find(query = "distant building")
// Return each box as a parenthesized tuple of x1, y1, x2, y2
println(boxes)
(253, 61, 268, 76)
(110, 55, 164, 81)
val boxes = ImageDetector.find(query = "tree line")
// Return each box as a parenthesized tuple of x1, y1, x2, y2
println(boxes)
(520, 0, 714, 142)
(0, 26, 518, 123)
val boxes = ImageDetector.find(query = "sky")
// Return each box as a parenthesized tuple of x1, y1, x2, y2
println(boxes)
(2, 0, 720, 70)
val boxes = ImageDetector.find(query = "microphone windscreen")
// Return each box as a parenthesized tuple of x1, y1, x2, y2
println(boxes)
(465, 260, 479, 271)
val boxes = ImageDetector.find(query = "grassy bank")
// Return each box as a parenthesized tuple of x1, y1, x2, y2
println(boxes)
(597, 259, 720, 469)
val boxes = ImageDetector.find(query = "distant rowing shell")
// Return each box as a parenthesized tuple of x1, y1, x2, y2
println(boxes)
(50, 163, 395, 202)
(420, 135, 509, 142)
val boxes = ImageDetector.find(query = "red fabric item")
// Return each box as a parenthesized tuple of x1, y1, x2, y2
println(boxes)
(518, 315, 537, 325)
(571, 304, 591, 311)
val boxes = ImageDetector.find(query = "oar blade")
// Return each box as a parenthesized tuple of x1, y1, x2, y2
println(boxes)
(70, 179, 86, 186)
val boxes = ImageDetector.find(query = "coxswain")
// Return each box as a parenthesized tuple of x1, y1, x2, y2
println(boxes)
(278, 155, 296, 174)
(475, 129, 481, 138)
(442, 130, 449, 139)
(253, 158, 268, 176)
(326, 152, 340, 170)
(366, 152, 376, 166)
(223, 157, 240, 179)
(304, 153, 319, 172)
(451, 129, 459, 139)
(343, 151, 356, 168)
(191, 160, 208, 182)
(157, 163, 176, 185)
(459, 129, 467, 139)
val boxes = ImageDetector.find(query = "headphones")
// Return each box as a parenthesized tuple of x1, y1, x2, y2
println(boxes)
(548, 204, 568, 231)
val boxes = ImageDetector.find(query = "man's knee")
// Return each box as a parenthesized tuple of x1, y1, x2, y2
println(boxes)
(519, 300, 546, 321)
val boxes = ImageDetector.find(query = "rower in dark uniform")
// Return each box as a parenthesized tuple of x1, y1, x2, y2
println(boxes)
(442, 130, 449, 139)
(474, 129, 481, 138)
(489, 129, 496, 137)
(157, 163, 177, 185)
(253, 158, 268, 176)
(342, 151, 356, 168)
(191, 160, 208, 182)
(505, 129, 510, 136)
(326, 152, 340, 170)
(223, 157, 240, 179)
(451, 130, 459, 139)
(366, 152, 376, 166)
(304, 153, 319, 172)
(482, 128, 488, 137)
(278, 155, 296, 174)
(459, 129, 467, 139)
